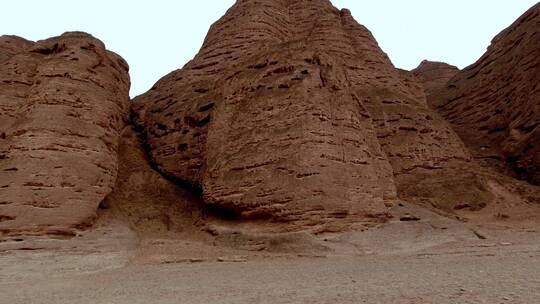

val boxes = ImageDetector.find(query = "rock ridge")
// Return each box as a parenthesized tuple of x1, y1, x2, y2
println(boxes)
(428, 3, 540, 184)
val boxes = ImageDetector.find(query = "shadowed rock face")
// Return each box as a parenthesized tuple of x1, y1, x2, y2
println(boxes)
(412, 60, 459, 107)
(0, 32, 130, 236)
(133, 0, 475, 225)
(429, 3, 540, 185)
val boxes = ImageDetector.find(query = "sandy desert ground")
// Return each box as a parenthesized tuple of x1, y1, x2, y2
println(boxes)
(2, 203, 540, 304)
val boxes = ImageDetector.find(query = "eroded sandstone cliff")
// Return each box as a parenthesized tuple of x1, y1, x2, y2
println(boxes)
(0, 32, 130, 236)
(412, 60, 459, 107)
(132, 0, 491, 227)
(2, 1, 538, 237)
(427, 3, 540, 185)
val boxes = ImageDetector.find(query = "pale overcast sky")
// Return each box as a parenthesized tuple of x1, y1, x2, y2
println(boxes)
(1, 1, 537, 96)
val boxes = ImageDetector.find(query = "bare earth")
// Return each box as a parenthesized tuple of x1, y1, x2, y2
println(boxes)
(2, 203, 540, 304)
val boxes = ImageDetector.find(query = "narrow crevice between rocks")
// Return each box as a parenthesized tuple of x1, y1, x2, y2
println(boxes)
(129, 107, 203, 197)
(126, 107, 250, 224)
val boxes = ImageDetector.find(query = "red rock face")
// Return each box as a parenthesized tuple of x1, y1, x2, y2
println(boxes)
(0, 36, 33, 63)
(2, 1, 537, 236)
(0, 32, 130, 236)
(412, 60, 459, 107)
(431, 3, 540, 185)
(133, 0, 475, 225)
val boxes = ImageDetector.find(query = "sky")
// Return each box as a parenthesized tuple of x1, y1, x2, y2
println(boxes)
(1, 1, 537, 97)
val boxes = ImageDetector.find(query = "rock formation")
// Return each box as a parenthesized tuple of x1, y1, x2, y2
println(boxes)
(0, 32, 130, 236)
(412, 60, 459, 107)
(0, 36, 33, 64)
(132, 0, 490, 226)
(2, 1, 538, 237)
(426, 3, 540, 185)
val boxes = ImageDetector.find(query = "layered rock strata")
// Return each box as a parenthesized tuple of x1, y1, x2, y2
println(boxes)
(133, 0, 479, 225)
(0, 32, 130, 236)
(429, 3, 540, 184)
(412, 60, 459, 107)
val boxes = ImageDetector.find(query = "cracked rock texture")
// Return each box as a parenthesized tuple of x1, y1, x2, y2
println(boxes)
(411, 60, 459, 107)
(133, 0, 483, 226)
(0, 32, 130, 236)
(428, 3, 540, 185)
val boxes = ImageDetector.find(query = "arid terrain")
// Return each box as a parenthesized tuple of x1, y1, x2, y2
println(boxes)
(2, 202, 540, 303)
(1, 0, 539, 303)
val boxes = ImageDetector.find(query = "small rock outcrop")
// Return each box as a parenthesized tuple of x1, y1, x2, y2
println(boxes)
(0, 32, 130, 236)
(412, 60, 459, 107)
(132, 0, 484, 227)
(428, 3, 540, 184)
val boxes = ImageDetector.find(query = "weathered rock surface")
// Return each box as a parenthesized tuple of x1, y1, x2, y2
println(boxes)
(133, 0, 487, 226)
(412, 60, 459, 107)
(429, 3, 540, 184)
(103, 126, 206, 237)
(4, 1, 537, 237)
(0, 36, 33, 64)
(0, 32, 130, 236)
